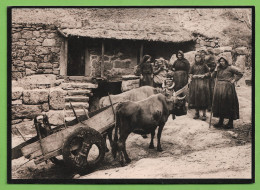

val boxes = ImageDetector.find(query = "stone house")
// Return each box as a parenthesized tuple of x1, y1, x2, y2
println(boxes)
(11, 9, 250, 126)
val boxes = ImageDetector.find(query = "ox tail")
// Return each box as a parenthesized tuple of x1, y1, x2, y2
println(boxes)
(114, 104, 122, 143)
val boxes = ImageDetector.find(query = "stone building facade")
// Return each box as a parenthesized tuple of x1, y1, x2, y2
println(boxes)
(11, 22, 250, 126)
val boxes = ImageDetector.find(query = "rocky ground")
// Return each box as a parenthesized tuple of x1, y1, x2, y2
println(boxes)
(11, 83, 252, 179)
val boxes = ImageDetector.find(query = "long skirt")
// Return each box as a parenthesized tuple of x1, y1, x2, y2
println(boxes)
(212, 81, 239, 120)
(208, 77, 215, 106)
(189, 78, 211, 109)
(172, 71, 188, 91)
(141, 74, 153, 86)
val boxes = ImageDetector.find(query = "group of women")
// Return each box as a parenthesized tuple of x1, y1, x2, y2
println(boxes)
(136, 50, 243, 129)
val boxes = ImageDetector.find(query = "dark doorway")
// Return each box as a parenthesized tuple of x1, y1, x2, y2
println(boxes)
(88, 81, 122, 112)
(67, 38, 86, 76)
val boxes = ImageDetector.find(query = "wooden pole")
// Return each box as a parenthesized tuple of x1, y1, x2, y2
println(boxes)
(140, 42, 144, 63)
(101, 40, 105, 77)
(209, 69, 219, 128)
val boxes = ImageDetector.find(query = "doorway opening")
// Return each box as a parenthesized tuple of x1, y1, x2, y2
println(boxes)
(88, 81, 122, 112)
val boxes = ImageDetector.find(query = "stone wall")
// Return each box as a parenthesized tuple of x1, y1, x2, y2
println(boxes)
(11, 75, 97, 126)
(88, 40, 138, 81)
(12, 23, 63, 80)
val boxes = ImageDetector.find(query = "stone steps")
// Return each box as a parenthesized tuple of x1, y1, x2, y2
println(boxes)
(61, 82, 98, 90)
(67, 89, 93, 96)
(65, 102, 89, 110)
(65, 96, 89, 102)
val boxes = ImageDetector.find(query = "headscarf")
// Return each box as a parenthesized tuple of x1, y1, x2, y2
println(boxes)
(217, 56, 230, 68)
(141, 55, 152, 64)
(194, 52, 204, 65)
(176, 50, 184, 59)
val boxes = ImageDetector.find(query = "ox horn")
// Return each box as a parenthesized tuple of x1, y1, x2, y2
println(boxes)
(162, 81, 166, 89)
(177, 95, 186, 100)
(167, 82, 175, 90)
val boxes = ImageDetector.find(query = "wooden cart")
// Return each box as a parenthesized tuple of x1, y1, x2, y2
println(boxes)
(12, 102, 117, 174)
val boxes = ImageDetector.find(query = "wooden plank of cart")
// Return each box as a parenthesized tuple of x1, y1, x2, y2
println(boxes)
(12, 100, 118, 174)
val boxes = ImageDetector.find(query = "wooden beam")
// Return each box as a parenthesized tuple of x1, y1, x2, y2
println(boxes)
(140, 42, 144, 63)
(84, 47, 91, 77)
(101, 40, 105, 77)
(60, 38, 68, 76)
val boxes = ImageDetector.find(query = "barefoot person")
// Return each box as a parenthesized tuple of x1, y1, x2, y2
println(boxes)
(189, 53, 211, 121)
(212, 57, 243, 129)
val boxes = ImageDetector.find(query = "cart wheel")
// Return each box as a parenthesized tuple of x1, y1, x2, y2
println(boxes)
(62, 127, 106, 174)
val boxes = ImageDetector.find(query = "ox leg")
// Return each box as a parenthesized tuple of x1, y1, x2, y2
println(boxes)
(157, 124, 164, 152)
(118, 134, 131, 166)
(149, 130, 155, 149)
(102, 133, 109, 152)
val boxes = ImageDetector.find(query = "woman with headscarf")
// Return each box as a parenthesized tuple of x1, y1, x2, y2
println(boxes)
(153, 58, 168, 88)
(171, 50, 190, 91)
(189, 53, 211, 121)
(139, 55, 153, 86)
(212, 57, 243, 129)
(200, 49, 216, 111)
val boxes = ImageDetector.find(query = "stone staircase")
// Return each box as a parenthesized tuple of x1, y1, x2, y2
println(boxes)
(61, 80, 97, 122)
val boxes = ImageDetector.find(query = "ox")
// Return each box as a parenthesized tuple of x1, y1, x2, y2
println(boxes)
(99, 85, 174, 152)
(111, 87, 187, 166)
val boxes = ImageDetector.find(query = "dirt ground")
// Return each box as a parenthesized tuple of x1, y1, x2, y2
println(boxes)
(11, 83, 252, 179)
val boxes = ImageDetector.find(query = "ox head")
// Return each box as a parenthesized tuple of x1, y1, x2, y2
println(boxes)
(165, 85, 188, 119)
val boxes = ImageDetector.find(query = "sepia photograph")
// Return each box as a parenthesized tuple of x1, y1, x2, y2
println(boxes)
(9, 7, 254, 182)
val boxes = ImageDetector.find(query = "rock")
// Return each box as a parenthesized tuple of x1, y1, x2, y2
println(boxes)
(12, 100, 22, 105)
(213, 46, 232, 55)
(21, 31, 33, 39)
(12, 119, 23, 125)
(218, 52, 232, 64)
(235, 55, 247, 71)
(23, 89, 49, 104)
(49, 88, 66, 110)
(12, 104, 42, 119)
(235, 47, 248, 55)
(26, 40, 41, 46)
(220, 46, 233, 52)
(12, 60, 24, 67)
(41, 103, 49, 112)
(46, 110, 64, 125)
(42, 39, 56, 47)
(22, 56, 34, 61)
(54, 79, 64, 86)
(25, 68, 36, 76)
(35, 46, 49, 55)
(33, 31, 40, 37)
(13, 32, 21, 39)
(12, 87, 23, 100)
(121, 79, 140, 92)
(61, 83, 98, 90)
(18, 74, 57, 89)
(25, 62, 37, 70)
(38, 63, 53, 69)
(43, 69, 53, 74)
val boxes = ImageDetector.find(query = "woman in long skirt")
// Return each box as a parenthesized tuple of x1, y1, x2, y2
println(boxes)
(171, 50, 190, 92)
(212, 57, 243, 129)
(189, 53, 211, 121)
(140, 55, 153, 86)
